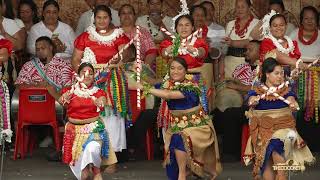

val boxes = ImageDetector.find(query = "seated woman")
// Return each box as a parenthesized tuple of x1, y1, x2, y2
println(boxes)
(190, 5, 208, 39)
(135, 57, 222, 180)
(244, 58, 314, 180)
(59, 61, 117, 180)
(119, 4, 157, 67)
(222, 0, 260, 78)
(27, 0, 75, 58)
(17, 0, 40, 34)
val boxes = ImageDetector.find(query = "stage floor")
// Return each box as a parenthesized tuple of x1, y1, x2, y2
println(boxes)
(3, 149, 320, 180)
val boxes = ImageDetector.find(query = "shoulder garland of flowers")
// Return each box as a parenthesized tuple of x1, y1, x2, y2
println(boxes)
(73, 85, 100, 98)
(267, 35, 294, 55)
(170, 81, 201, 97)
(87, 25, 124, 45)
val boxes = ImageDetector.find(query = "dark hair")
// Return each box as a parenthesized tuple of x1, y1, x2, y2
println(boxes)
(200, 1, 215, 10)
(269, 13, 287, 25)
(43, 0, 60, 12)
(261, 57, 281, 83)
(78, 63, 94, 75)
(94, 5, 112, 20)
(1, 0, 15, 19)
(18, 0, 40, 24)
(174, 15, 195, 32)
(300, 6, 319, 27)
(35, 36, 56, 54)
(269, 0, 285, 11)
(147, 0, 163, 3)
(170, 57, 188, 71)
(190, 5, 207, 17)
(118, 4, 135, 16)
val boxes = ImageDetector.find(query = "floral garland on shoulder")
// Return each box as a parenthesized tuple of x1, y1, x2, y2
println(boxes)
(267, 35, 294, 55)
(87, 25, 124, 45)
(73, 85, 100, 98)
(162, 74, 201, 97)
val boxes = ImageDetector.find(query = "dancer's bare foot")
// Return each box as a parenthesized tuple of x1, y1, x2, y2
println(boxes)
(210, 172, 217, 180)
(93, 173, 103, 180)
(104, 164, 117, 174)
(81, 167, 90, 180)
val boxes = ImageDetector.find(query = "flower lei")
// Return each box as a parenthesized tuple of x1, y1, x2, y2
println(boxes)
(267, 35, 295, 55)
(0, 80, 12, 143)
(298, 27, 318, 45)
(87, 25, 124, 45)
(235, 15, 254, 38)
(73, 85, 99, 98)
(170, 81, 201, 97)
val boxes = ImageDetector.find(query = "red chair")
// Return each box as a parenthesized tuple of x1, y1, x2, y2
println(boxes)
(13, 88, 61, 160)
(129, 90, 154, 160)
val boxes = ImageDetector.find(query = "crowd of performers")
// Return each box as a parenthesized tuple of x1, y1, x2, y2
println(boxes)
(0, 0, 320, 179)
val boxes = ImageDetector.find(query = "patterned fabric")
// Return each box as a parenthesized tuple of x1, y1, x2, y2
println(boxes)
(124, 26, 158, 60)
(15, 56, 73, 87)
(232, 63, 256, 86)
(74, 32, 129, 64)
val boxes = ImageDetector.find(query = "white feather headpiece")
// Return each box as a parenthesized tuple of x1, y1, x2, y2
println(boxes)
(261, 10, 279, 37)
(171, 0, 189, 32)
(80, 47, 97, 65)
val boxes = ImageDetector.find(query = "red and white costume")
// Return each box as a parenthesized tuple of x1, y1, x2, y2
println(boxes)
(75, 28, 130, 152)
(15, 56, 73, 88)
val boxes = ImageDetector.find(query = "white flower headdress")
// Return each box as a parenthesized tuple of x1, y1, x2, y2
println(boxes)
(171, 0, 189, 32)
(80, 47, 97, 65)
(261, 10, 278, 37)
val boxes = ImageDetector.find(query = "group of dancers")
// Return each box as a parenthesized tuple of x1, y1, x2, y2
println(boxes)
(0, 0, 319, 180)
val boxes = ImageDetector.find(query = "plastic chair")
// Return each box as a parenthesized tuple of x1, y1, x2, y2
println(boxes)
(13, 88, 61, 160)
(129, 90, 154, 160)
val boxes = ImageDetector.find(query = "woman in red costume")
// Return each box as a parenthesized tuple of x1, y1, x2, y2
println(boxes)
(71, 5, 131, 156)
(260, 12, 307, 70)
(160, 14, 208, 70)
(159, 14, 210, 133)
(60, 61, 117, 180)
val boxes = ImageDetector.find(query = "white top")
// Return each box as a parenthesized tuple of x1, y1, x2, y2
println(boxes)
(75, 8, 120, 36)
(136, 15, 173, 42)
(14, 18, 25, 29)
(2, 17, 21, 36)
(27, 21, 76, 57)
(225, 18, 260, 40)
(289, 28, 320, 61)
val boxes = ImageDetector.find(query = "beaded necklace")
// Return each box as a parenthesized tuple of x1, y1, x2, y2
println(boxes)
(147, 16, 160, 38)
(298, 27, 318, 45)
(234, 15, 254, 38)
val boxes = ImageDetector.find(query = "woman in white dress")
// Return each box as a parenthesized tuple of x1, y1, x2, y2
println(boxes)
(222, 0, 260, 78)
